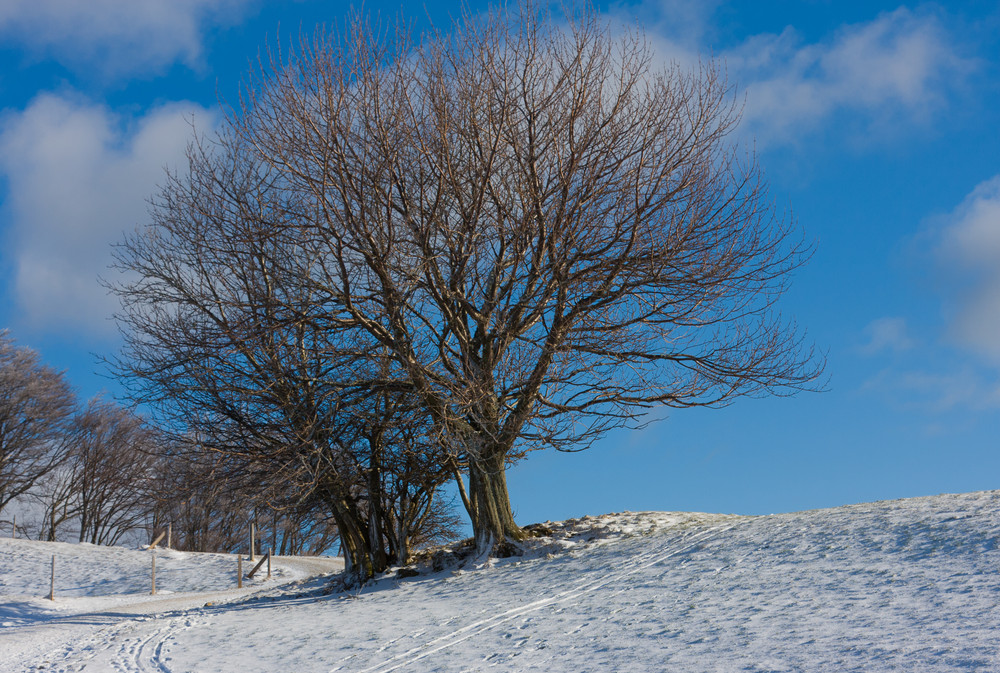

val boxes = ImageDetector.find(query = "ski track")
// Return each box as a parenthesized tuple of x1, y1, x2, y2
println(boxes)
(119, 621, 171, 673)
(8, 612, 169, 672)
(345, 521, 737, 673)
(126, 619, 184, 673)
(26, 600, 244, 672)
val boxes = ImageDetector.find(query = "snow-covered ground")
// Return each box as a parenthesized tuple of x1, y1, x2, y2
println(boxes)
(3, 491, 1000, 671)
(0, 539, 343, 670)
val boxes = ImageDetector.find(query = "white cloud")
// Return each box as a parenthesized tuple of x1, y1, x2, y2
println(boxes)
(0, 94, 218, 336)
(728, 8, 970, 145)
(860, 317, 914, 355)
(0, 0, 257, 77)
(937, 176, 1000, 365)
(605, 0, 720, 74)
(607, 0, 720, 51)
(611, 4, 971, 147)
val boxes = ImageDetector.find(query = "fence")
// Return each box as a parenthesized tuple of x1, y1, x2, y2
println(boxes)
(41, 534, 278, 601)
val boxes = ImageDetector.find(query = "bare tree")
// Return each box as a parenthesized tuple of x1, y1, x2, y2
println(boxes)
(347, 386, 460, 564)
(71, 397, 159, 546)
(33, 465, 78, 541)
(233, 7, 822, 550)
(146, 449, 256, 553)
(113, 3, 822, 563)
(111, 174, 457, 576)
(24, 396, 161, 545)
(0, 331, 76, 516)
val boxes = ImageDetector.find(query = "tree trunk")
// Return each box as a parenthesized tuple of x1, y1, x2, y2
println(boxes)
(325, 492, 387, 582)
(395, 490, 410, 566)
(366, 435, 388, 573)
(467, 448, 523, 553)
(332, 507, 371, 579)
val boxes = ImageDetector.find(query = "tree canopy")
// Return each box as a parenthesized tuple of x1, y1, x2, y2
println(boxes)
(112, 4, 822, 576)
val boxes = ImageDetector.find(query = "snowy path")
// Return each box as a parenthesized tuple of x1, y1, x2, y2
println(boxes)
(5, 492, 1000, 671)
(0, 549, 343, 672)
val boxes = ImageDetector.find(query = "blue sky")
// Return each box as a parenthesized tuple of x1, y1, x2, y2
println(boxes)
(1, 0, 998, 524)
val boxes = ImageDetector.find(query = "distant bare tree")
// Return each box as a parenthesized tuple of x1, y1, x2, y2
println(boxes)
(25, 396, 160, 545)
(0, 331, 76, 516)
(112, 3, 822, 564)
(146, 445, 340, 556)
(147, 450, 254, 553)
(71, 397, 159, 546)
(34, 466, 78, 541)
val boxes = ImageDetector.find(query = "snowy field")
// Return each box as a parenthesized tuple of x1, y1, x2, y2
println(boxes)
(2, 491, 1000, 671)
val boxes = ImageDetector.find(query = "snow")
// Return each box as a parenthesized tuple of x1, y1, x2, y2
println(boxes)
(3, 491, 1000, 671)
(0, 539, 342, 669)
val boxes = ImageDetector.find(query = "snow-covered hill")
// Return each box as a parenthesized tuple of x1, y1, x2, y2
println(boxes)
(3, 491, 1000, 671)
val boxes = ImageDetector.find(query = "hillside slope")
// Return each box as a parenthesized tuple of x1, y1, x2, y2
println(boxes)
(3, 492, 1000, 671)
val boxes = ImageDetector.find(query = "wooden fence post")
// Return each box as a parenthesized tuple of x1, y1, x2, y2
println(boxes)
(151, 552, 157, 595)
(150, 530, 166, 549)
(167, 522, 172, 549)
(237, 555, 243, 589)
(249, 521, 256, 562)
(11, 514, 15, 539)
(247, 550, 271, 579)
(271, 510, 277, 556)
(49, 555, 55, 601)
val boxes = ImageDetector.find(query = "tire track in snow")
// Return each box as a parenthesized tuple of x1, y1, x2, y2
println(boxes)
(342, 520, 740, 673)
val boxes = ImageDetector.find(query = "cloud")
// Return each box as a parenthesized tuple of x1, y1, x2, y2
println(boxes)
(728, 8, 971, 145)
(0, 0, 258, 77)
(604, 0, 720, 73)
(0, 94, 218, 336)
(611, 3, 972, 147)
(936, 176, 1000, 365)
(862, 366, 1000, 413)
(607, 0, 720, 48)
(860, 317, 914, 355)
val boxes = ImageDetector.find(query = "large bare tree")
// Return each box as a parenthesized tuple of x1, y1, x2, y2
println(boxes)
(114, 4, 822, 562)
